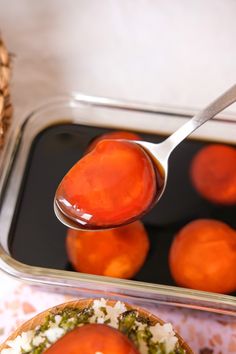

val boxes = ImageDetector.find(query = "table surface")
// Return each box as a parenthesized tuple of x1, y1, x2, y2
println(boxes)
(1, 0, 236, 121)
(0, 1, 236, 353)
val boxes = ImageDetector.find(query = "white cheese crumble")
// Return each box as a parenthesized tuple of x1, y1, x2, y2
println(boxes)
(90, 299, 127, 328)
(150, 323, 178, 353)
(1, 299, 183, 354)
(1, 331, 34, 354)
(44, 327, 64, 343)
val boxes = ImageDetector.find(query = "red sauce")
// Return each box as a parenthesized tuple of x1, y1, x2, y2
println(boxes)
(55, 140, 159, 229)
(44, 323, 140, 354)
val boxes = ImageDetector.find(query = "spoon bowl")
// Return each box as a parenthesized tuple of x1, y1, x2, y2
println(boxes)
(54, 84, 236, 230)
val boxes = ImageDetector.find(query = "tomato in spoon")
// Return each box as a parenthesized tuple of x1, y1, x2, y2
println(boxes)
(55, 139, 160, 229)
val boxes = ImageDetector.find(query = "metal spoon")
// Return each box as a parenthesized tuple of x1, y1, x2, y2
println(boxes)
(54, 84, 236, 230)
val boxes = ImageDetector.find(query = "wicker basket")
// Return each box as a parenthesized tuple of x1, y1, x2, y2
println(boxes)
(0, 299, 194, 353)
(0, 36, 12, 148)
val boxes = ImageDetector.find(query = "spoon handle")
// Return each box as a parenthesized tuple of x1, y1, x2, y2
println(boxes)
(161, 83, 236, 156)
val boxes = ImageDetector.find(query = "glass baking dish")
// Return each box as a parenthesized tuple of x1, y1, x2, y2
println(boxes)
(0, 93, 236, 319)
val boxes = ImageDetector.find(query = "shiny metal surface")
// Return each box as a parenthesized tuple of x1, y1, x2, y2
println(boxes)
(137, 83, 236, 201)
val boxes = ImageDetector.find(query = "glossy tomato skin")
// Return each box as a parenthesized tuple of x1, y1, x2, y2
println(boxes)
(56, 140, 157, 228)
(169, 219, 236, 294)
(44, 323, 140, 354)
(66, 220, 150, 279)
(190, 144, 236, 205)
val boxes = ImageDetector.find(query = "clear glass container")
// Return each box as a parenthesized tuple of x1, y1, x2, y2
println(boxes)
(0, 94, 236, 352)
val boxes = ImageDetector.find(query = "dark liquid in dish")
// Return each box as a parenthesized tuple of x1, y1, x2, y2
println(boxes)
(8, 124, 236, 292)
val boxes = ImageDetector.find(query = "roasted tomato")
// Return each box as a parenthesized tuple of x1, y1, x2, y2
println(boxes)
(66, 220, 149, 279)
(169, 219, 236, 294)
(56, 140, 157, 228)
(44, 323, 140, 354)
(190, 144, 236, 205)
